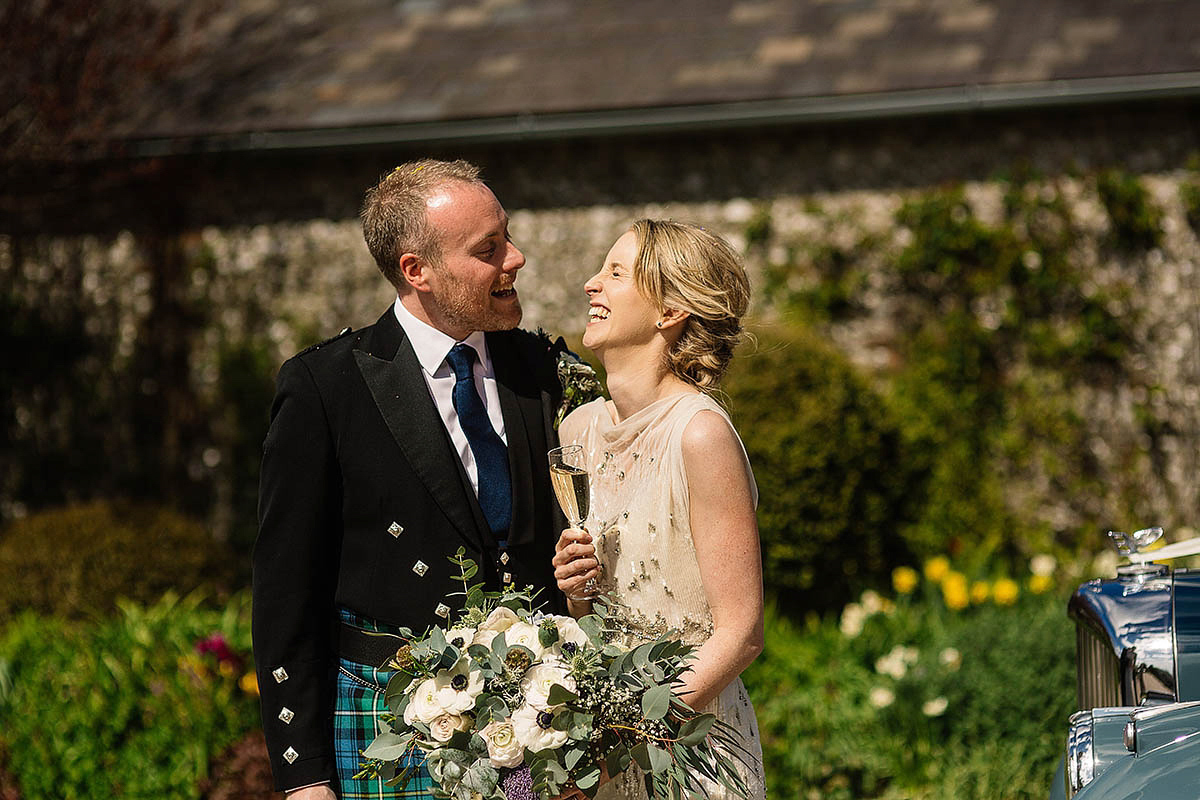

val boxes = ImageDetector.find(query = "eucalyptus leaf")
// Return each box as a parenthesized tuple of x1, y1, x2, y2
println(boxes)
(546, 682, 579, 705)
(641, 684, 672, 720)
(646, 743, 671, 775)
(576, 764, 602, 790)
(630, 742, 652, 771)
(362, 731, 411, 761)
(677, 713, 715, 746)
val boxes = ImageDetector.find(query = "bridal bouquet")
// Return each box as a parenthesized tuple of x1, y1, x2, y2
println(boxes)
(356, 550, 749, 800)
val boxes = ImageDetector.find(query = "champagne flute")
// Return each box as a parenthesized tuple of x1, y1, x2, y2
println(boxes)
(548, 444, 600, 599)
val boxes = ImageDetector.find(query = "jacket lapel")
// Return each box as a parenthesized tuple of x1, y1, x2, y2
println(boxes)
(489, 331, 550, 547)
(355, 309, 486, 551)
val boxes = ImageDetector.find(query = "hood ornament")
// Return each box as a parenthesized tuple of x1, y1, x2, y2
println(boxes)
(1108, 527, 1165, 557)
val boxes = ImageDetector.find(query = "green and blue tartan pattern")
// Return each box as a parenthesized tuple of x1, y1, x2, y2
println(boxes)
(335, 608, 434, 800)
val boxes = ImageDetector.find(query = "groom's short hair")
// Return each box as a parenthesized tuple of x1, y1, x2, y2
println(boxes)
(361, 158, 484, 290)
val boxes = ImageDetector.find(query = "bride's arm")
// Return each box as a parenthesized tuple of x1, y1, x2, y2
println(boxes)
(675, 410, 764, 711)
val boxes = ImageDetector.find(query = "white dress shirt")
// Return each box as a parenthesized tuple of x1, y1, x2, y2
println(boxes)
(392, 297, 507, 496)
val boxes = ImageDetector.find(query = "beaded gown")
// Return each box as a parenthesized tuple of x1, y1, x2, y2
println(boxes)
(559, 393, 767, 800)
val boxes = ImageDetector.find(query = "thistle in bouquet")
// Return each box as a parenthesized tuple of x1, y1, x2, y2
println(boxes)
(356, 548, 751, 800)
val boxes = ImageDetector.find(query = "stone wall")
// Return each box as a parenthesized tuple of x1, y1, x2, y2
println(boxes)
(5, 99, 1200, 551)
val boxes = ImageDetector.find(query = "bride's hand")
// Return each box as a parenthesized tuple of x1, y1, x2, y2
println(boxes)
(553, 527, 599, 598)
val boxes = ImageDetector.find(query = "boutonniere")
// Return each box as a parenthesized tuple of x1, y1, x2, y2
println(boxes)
(555, 350, 603, 430)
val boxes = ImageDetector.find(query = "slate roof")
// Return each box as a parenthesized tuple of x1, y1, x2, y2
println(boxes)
(93, 0, 1200, 149)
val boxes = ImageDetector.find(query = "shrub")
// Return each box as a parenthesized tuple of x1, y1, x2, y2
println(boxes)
(725, 328, 922, 613)
(0, 501, 237, 620)
(0, 592, 258, 800)
(1096, 169, 1162, 253)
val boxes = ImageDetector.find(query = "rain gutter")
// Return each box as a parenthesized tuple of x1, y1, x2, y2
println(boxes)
(127, 71, 1200, 158)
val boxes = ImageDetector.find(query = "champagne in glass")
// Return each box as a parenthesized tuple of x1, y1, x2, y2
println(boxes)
(548, 444, 599, 598)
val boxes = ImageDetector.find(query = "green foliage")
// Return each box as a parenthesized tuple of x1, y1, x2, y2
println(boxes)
(0, 591, 258, 800)
(757, 179, 1140, 570)
(0, 501, 236, 620)
(1096, 169, 1163, 253)
(725, 329, 922, 612)
(1181, 179, 1200, 236)
(746, 585, 1074, 800)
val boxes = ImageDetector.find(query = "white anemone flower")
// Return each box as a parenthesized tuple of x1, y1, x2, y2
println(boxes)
(512, 703, 569, 751)
(433, 659, 484, 714)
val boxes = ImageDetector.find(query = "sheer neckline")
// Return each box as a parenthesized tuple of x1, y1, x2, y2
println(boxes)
(597, 391, 710, 446)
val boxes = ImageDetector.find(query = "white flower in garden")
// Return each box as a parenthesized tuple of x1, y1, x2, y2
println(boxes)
(512, 703, 569, 751)
(860, 590, 884, 615)
(1030, 554, 1057, 577)
(480, 719, 525, 767)
(868, 687, 895, 709)
(473, 607, 520, 649)
(840, 603, 866, 638)
(433, 659, 484, 714)
(875, 645, 919, 680)
(939, 647, 961, 670)
(922, 696, 949, 717)
(520, 661, 576, 710)
(405, 678, 448, 724)
(429, 713, 471, 742)
(504, 621, 546, 661)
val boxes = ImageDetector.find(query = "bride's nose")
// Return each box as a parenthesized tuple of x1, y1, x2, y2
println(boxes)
(584, 273, 601, 295)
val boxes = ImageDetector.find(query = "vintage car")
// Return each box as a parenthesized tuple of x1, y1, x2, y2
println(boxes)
(1051, 528, 1200, 799)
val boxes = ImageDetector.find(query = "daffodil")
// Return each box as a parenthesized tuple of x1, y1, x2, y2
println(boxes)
(892, 566, 919, 595)
(993, 577, 1019, 605)
(924, 556, 950, 583)
(970, 580, 990, 604)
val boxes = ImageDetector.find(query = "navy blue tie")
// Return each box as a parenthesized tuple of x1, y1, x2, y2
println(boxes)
(445, 344, 512, 541)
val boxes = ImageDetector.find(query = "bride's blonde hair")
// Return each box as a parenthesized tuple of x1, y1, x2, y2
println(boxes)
(629, 219, 750, 390)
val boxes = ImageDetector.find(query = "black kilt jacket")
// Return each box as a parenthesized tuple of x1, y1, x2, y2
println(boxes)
(251, 307, 569, 790)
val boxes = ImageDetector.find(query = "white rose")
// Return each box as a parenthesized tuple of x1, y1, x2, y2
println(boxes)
(479, 719, 524, 767)
(405, 678, 447, 725)
(511, 703, 569, 752)
(473, 607, 520, 649)
(432, 659, 485, 715)
(429, 713, 470, 743)
(520, 661, 576, 711)
(503, 621, 545, 661)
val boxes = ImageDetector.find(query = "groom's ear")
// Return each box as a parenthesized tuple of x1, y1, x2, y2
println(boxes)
(398, 251, 432, 293)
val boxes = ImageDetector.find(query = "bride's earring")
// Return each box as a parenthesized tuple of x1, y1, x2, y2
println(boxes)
(655, 321, 663, 328)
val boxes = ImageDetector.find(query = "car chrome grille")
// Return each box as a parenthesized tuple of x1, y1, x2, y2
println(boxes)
(1076, 623, 1121, 710)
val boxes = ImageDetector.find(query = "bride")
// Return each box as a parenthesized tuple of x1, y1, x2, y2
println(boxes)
(552, 219, 766, 800)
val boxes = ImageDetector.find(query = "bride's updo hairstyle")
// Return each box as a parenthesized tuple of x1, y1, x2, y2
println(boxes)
(629, 219, 750, 390)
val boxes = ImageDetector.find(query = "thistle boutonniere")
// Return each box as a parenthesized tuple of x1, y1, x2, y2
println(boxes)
(555, 350, 603, 429)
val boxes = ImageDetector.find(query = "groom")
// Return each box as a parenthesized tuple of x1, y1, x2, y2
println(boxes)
(253, 159, 568, 799)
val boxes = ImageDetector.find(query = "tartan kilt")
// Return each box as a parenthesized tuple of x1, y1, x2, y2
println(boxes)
(334, 610, 434, 800)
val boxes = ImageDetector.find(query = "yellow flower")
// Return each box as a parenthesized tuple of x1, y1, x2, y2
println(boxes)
(941, 571, 969, 611)
(1029, 574, 1054, 594)
(239, 672, 260, 696)
(970, 581, 990, 604)
(924, 556, 951, 583)
(892, 566, 919, 595)
(993, 577, 1019, 605)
